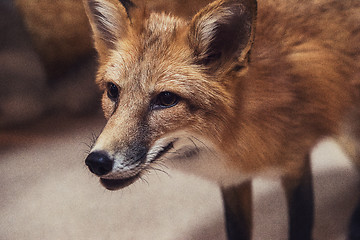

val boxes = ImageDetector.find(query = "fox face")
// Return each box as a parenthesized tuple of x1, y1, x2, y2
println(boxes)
(83, 0, 256, 189)
(83, 0, 359, 190)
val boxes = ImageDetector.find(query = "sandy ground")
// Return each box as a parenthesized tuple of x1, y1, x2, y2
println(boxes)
(0, 115, 359, 240)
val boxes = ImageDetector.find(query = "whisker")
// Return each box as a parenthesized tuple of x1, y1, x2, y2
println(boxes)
(191, 135, 217, 157)
(139, 175, 149, 186)
(148, 166, 171, 177)
(154, 161, 169, 169)
(187, 137, 201, 155)
(82, 132, 100, 156)
(82, 141, 91, 148)
(90, 132, 99, 148)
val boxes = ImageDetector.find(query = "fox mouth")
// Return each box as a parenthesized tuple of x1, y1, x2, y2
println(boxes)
(99, 140, 176, 190)
(150, 141, 175, 163)
(100, 173, 140, 190)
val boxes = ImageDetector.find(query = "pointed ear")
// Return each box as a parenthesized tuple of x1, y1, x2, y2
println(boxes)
(188, 0, 257, 71)
(83, 0, 135, 62)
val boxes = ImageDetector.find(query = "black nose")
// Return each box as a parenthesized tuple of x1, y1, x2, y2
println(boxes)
(85, 152, 113, 176)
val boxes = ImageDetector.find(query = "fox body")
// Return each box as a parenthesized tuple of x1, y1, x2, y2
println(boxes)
(83, 0, 360, 239)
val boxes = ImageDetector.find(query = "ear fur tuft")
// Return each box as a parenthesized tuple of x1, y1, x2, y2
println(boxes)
(189, 0, 257, 71)
(83, 0, 131, 61)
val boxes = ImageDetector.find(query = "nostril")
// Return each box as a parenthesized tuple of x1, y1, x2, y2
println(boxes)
(85, 152, 113, 176)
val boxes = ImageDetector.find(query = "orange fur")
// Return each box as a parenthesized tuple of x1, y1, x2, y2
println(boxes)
(84, 0, 359, 184)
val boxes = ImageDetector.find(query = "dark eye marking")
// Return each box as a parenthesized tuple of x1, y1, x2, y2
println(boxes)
(106, 82, 119, 102)
(153, 92, 179, 110)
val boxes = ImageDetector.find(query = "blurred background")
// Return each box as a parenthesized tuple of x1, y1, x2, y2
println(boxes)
(0, 0, 99, 128)
(0, 0, 359, 239)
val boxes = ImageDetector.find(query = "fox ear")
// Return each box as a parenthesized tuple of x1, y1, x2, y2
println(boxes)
(188, 0, 257, 71)
(83, 0, 135, 62)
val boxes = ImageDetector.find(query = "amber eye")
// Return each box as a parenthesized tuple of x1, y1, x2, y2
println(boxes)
(106, 82, 119, 101)
(155, 92, 179, 109)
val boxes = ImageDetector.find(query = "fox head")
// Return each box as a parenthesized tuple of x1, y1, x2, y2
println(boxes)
(83, 0, 257, 190)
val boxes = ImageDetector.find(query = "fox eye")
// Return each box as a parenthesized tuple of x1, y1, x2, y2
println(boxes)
(106, 82, 119, 101)
(154, 92, 179, 109)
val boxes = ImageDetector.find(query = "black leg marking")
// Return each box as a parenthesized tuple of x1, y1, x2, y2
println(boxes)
(348, 196, 360, 240)
(282, 154, 314, 240)
(221, 181, 252, 240)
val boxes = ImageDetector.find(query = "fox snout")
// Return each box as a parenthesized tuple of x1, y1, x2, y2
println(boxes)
(85, 151, 144, 190)
(85, 135, 151, 188)
(84, 131, 180, 190)
(85, 146, 150, 177)
(85, 149, 147, 190)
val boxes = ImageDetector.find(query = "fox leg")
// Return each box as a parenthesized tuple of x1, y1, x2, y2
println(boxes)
(347, 109, 360, 240)
(282, 154, 314, 240)
(348, 161, 360, 240)
(348, 195, 360, 240)
(221, 181, 252, 240)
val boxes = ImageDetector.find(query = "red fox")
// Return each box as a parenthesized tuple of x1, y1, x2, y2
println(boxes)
(83, 0, 360, 239)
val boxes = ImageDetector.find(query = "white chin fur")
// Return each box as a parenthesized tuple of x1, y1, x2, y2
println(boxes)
(102, 153, 143, 180)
